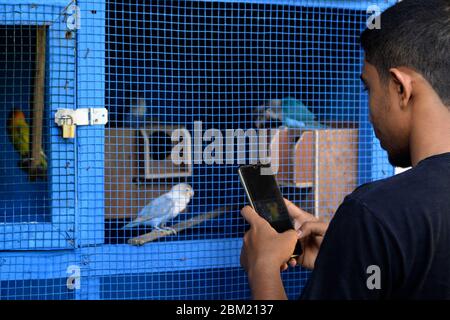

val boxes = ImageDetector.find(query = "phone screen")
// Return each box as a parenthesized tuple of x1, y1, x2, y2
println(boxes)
(238, 164, 293, 233)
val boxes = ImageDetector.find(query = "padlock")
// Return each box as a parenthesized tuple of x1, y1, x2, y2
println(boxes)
(63, 123, 76, 138)
(61, 115, 76, 138)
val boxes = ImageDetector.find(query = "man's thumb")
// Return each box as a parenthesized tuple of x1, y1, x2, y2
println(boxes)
(298, 221, 328, 239)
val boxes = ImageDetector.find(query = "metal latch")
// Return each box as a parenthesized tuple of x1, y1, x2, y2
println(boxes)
(55, 108, 108, 138)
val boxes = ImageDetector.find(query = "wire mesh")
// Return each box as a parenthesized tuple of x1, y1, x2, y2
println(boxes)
(0, 0, 395, 300)
(0, 3, 76, 251)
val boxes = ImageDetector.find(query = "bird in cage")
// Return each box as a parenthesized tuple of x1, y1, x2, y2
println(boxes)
(7, 109, 47, 180)
(122, 183, 195, 234)
(254, 96, 325, 129)
(123, 95, 148, 128)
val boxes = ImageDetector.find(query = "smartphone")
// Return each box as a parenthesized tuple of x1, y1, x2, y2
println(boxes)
(238, 164, 302, 258)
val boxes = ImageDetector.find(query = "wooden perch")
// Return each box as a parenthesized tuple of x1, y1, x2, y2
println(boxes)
(31, 26, 46, 169)
(127, 206, 230, 246)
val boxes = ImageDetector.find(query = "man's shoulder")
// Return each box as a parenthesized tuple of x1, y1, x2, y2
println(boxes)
(344, 161, 450, 223)
(348, 172, 409, 204)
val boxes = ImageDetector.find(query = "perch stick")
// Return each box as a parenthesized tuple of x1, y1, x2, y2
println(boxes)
(31, 26, 46, 168)
(128, 206, 230, 246)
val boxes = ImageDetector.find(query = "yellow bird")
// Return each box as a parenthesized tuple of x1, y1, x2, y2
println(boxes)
(7, 109, 47, 180)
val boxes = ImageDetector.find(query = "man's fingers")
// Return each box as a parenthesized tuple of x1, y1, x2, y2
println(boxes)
(298, 221, 328, 239)
(296, 253, 311, 270)
(240, 206, 262, 226)
(240, 246, 246, 268)
(284, 198, 316, 222)
(288, 258, 297, 268)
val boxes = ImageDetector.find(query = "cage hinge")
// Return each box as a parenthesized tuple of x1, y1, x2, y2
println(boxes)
(55, 108, 108, 138)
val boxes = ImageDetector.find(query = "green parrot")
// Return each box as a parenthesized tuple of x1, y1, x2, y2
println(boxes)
(7, 109, 47, 180)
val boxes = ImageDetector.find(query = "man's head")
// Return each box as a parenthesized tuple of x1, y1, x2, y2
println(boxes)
(360, 0, 450, 168)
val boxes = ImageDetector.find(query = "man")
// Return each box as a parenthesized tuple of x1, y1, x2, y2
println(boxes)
(240, 0, 450, 299)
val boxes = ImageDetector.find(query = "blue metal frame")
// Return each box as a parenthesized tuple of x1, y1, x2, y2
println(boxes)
(0, 2, 76, 250)
(2, 0, 71, 6)
(0, 239, 241, 281)
(198, 0, 397, 10)
(75, 0, 105, 247)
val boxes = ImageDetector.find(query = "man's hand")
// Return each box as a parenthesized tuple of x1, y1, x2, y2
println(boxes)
(282, 199, 329, 270)
(240, 206, 298, 274)
(240, 206, 298, 299)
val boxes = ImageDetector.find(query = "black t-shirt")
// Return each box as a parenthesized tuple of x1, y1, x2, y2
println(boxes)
(300, 152, 450, 300)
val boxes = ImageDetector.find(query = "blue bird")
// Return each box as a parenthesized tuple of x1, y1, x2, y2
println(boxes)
(123, 95, 147, 128)
(254, 96, 325, 129)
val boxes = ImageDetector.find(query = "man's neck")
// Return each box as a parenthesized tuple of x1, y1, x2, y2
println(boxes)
(410, 100, 450, 167)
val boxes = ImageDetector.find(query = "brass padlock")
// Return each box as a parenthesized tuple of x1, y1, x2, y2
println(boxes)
(63, 123, 76, 138)
(62, 116, 76, 138)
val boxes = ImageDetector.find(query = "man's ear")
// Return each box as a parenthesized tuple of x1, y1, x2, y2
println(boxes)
(389, 68, 413, 110)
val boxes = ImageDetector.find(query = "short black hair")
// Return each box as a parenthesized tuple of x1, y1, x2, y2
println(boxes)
(360, 0, 450, 106)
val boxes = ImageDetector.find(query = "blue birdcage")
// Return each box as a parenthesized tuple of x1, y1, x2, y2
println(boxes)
(0, 0, 395, 300)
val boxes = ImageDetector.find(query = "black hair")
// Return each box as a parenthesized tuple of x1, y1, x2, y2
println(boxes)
(360, 0, 450, 106)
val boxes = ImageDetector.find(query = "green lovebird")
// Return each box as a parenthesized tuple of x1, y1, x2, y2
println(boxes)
(7, 109, 47, 180)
